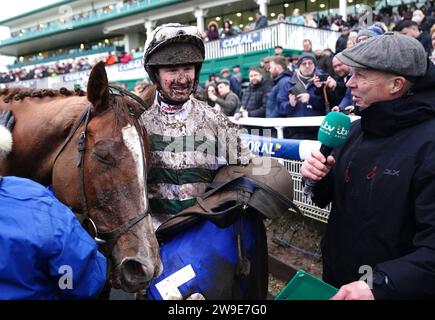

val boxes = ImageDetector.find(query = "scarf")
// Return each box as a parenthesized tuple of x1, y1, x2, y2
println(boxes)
(296, 69, 314, 89)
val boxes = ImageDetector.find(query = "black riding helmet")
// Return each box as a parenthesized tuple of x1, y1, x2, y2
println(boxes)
(143, 23, 205, 98)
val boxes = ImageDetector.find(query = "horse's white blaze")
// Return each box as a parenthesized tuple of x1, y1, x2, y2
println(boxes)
(0, 125, 13, 161)
(122, 124, 148, 213)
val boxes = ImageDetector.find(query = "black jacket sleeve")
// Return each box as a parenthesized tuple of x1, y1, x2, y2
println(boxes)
(371, 151, 435, 299)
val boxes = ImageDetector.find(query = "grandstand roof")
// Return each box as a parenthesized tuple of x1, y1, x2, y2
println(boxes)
(0, 0, 77, 25)
(0, 0, 187, 56)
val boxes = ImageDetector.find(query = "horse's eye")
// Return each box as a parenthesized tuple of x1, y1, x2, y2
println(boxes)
(93, 140, 119, 166)
(128, 105, 135, 116)
(94, 150, 116, 166)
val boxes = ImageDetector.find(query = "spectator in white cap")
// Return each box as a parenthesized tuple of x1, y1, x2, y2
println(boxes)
(412, 9, 435, 34)
(301, 33, 435, 300)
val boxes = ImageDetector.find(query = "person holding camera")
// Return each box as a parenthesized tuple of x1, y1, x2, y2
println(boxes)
(271, 52, 326, 139)
(313, 55, 350, 114)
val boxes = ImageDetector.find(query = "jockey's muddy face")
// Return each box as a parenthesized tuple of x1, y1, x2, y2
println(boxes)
(157, 65, 195, 103)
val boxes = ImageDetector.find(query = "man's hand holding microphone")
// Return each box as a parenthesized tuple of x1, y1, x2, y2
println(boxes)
(300, 150, 335, 182)
(301, 111, 351, 200)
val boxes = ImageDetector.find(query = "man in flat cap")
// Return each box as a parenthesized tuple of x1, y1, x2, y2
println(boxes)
(301, 33, 435, 299)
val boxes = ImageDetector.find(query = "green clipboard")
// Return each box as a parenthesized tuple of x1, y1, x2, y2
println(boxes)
(275, 269, 338, 300)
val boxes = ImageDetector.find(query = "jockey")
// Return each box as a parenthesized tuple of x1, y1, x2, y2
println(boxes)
(142, 23, 252, 224)
(0, 110, 108, 300)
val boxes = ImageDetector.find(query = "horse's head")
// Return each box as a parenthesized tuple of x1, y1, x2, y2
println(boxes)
(53, 62, 162, 293)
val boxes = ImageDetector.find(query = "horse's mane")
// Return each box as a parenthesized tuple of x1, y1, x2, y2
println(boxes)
(0, 85, 146, 125)
(0, 87, 86, 103)
(0, 85, 137, 126)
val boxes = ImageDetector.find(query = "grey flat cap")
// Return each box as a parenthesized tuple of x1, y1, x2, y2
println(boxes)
(216, 79, 230, 86)
(336, 33, 427, 77)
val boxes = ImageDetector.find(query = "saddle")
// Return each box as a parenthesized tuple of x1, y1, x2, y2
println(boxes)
(156, 157, 301, 243)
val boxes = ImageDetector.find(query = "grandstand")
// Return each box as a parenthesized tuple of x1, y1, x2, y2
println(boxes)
(0, 0, 386, 89)
(0, 0, 429, 90)
(1, 0, 429, 89)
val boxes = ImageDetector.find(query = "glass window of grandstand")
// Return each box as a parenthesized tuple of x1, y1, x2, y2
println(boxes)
(267, 4, 285, 24)
(204, 5, 292, 35)
(14, 37, 123, 67)
(346, 0, 375, 16)
(305, 0, 324, 20)
(284, 1, 307, 16)
(202, 0, 379, 35)
(276, 0, 378, 23)
(205, 10, 260, 34)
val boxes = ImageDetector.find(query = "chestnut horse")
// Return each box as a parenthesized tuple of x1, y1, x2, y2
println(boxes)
(0, 62, 162, 293)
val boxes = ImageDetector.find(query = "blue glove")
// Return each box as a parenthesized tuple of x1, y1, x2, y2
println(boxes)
(0, 110, 15, 131)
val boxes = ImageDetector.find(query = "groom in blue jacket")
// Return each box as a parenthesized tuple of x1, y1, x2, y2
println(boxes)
(0, 110, 107, 300)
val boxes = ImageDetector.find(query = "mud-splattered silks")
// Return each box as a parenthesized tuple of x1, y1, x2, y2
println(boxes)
(141, 94, 252, 222)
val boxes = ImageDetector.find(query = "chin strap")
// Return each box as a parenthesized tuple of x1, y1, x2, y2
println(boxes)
(157, 92, 189, 114)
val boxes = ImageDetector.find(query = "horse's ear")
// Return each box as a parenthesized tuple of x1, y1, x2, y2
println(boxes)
(140, 84, 157, 108)
(87, 62, 109, 113)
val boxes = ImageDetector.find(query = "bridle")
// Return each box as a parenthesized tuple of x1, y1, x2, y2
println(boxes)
(53, 86, 150, 257)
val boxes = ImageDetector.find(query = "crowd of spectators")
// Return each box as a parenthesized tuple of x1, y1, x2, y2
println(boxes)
(202, 1, 435, 41)
(0, 48, 144, 84)
(200, 1, 435, 140)
(3, 0, 434, 95)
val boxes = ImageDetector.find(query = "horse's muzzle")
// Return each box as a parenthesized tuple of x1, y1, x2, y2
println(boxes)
(118, 258, 160, 292)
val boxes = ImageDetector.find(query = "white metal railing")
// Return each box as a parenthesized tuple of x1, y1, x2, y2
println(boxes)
(234, 115, 362, 223)
(281, 159, 331, 223)
(205, 23, 340, 59)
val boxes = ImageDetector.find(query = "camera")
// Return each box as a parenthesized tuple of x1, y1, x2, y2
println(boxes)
(289, 86, 306, 96)
(317, 74, 329, 82)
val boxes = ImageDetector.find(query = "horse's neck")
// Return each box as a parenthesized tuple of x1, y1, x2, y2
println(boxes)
(1, 97, 87, 185)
